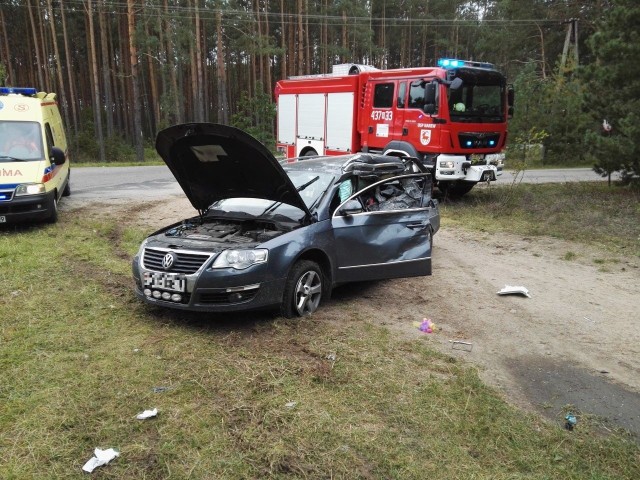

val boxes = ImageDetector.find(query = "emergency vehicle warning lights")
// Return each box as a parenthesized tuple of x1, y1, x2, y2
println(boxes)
(0, 87, 38, 95)
(437, 58, 496, 70)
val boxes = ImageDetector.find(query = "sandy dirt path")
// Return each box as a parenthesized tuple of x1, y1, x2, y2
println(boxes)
(126, 197, 640, 436)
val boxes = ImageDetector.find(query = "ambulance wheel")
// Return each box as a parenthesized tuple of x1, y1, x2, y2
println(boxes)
(62, 177, 71, 197)
(47, 195, 59, 224)
(281, 260, 323, 318)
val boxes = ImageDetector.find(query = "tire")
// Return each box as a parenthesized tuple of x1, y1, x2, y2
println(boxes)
(281, 260, 323, 318)
(301, 149, 318, 159)
(47, 194, 59, 224)
(439, 181, 475, 197)
(62, 175, 71, 197)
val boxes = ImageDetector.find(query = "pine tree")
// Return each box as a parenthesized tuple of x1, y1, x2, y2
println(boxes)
(582, 0, 640, 184)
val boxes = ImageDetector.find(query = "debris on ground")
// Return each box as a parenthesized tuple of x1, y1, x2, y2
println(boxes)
(565, 413, 577, 430)
(136, 408, 158, 420)
(82, 447, 119, 473)
(152, 386, 172, 393)
(285, 401, 297, 408)
(450, 340, 473, 352)
(413, 318, 437, 333)
(497, 285, 531, 298)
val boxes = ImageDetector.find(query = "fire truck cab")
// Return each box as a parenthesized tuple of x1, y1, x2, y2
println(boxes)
(276, 59, 513, 195)
(0, 87, 70, 223)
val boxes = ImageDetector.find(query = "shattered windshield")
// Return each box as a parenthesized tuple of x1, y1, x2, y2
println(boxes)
(207, 169, 335, 221)
(0, 121, 44, 161)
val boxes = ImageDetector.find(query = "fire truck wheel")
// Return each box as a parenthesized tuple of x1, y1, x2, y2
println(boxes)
(302, 149, 318, 158)
(439, 182, 475, 197)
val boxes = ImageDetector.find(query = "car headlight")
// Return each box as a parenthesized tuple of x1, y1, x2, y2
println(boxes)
(212, 249, 268, 270)
(15, 183, 46, 196)
(439, 161, 455, 169)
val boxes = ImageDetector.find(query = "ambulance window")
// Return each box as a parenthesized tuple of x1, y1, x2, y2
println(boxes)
(397, 82, 406, 108)
(44, 123, 55, 150)
(373, 83, 394, 109)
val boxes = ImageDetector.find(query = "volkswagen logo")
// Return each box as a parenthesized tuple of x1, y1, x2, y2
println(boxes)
(162, 252, 176, 270)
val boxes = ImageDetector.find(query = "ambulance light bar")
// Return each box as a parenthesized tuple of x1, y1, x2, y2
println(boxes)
(437, 58, 495, 70)
(0, 87, 38, 95)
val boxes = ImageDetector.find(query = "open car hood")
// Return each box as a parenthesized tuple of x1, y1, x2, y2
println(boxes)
(156, 123, 312, 217)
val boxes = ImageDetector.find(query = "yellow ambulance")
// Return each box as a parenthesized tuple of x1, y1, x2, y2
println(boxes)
(0, 87, 70, 223)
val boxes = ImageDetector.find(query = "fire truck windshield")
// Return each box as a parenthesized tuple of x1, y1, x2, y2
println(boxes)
(447, 70, 505, 123)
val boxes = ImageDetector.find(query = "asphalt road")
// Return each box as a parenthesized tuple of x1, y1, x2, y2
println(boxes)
(65, 165, 613, 205)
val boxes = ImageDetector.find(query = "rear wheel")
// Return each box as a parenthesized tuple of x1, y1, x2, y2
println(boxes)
(62, 174, 71, 197)
(281, 260, 323, 318)
(302, 149, 318, 158)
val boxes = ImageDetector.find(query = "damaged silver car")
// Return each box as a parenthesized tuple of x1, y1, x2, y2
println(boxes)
(132, 123, 440, 317)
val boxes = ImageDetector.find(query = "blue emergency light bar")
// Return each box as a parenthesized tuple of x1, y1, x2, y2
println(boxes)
(0, 87, 38, 95)
(438, 58, 496, 70)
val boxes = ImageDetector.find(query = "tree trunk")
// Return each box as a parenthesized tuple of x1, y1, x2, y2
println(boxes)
(280, 0, 286, 80)
(297, 0, 304, 74)
(127, 0, 143, 161)
(0, 8, 15, 84)
(59, 0, 79, 134)
(27, 0, 45, 90)
(164, 0, 182, 123)
(100, 0, 114, 137)
(264, 0, 271, 92)
(144, 15, 159, 132)
(215, 7, 229, 124)
(304, 0, 310, 74)
(87, 0, 106, 162)
(46, 0, 71, 136)
(194, 0, 204, 121)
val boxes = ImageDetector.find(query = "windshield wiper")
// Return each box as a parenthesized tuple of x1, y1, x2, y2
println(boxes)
(0, 155, 27, 162)
(296, 175, 320, 193)
(259, 176, 321, 217)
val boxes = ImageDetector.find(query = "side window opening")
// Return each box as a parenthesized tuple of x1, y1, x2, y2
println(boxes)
(397, 82, 406, 108)
(373, 83, 394, 109)
(44, 123, 55, 154)
(357, 176, 428, 212)
(408, 83, 425, 109)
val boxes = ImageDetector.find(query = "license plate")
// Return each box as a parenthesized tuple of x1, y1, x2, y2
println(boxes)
(0, 216, 5, 223)
(143, 272, 186, 292)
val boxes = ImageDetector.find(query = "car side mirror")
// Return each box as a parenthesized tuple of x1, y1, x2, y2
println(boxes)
(338, 199, 363, 216)
(423, 82, 437, 115)
(50, 146, 66, 165)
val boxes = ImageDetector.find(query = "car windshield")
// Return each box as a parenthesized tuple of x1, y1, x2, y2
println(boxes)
(207, 169, 336, 221)
(0, 121, 44, 161)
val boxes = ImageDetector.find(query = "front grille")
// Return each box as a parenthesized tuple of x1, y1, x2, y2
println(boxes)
(459, 132, 500, 149)
(143, 247, 211, 274)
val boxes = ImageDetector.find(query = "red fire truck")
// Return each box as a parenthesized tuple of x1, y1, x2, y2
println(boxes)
(275, 59, 514, 195)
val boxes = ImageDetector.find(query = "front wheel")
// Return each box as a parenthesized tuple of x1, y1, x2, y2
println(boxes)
(439, 181, 475, 197)
(47, 195, 58, 223)
(281, 260, 323, 318)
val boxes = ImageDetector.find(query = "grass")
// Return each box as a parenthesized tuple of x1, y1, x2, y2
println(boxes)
(1, 209, 639, 478)
(440, 182, 640, 258)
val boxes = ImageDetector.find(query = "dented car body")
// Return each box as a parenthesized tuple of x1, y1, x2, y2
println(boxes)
(132, 123, 440, 317)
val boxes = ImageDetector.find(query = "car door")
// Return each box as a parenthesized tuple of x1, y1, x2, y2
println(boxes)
(331, 173, 433, 283)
